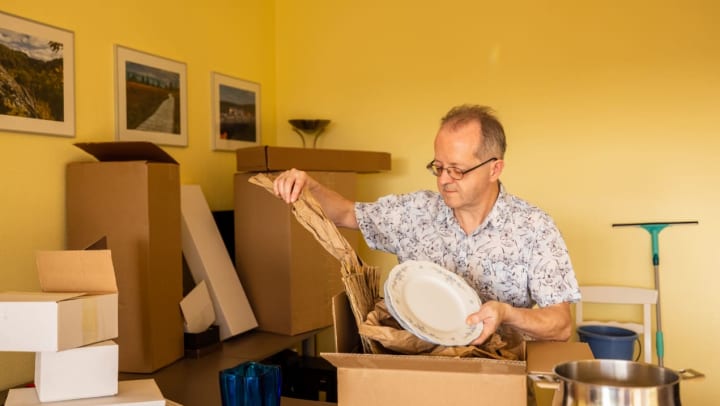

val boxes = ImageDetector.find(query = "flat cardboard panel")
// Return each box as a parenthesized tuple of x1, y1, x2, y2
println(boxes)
(181, 185, 257, 340)
(35, 340, 119, 402)
(236, 146, 391, 173)
(66, 160, 183, 372)
(6, 379, 165, 406)
(234, 172, 355, 335)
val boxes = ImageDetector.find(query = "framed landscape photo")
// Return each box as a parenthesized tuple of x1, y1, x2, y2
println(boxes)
(115, 45, 188, 146)
(211, 72, 260, 151)
(0, 11, 75, 137)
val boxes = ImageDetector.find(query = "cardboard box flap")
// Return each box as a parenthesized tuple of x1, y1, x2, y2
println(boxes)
(322, 352, 526, 375)
(36, 250, 118, 293)
(74, 141, 178, 164)
(525, 341, 594, 375)
(0, 291, 85, 302)
(331, 291, 362, 354)
(236, 146, 391, 172)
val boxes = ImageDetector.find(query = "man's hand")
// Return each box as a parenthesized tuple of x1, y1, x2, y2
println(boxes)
(271, 168, 359, 229)
(466, 301, 509, 345)
(273, 168, 312, 203)
(467, 301, 573, 345)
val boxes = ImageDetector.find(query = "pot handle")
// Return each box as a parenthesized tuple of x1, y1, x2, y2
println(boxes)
(528, 374, 563, 406)
(678, 368, 705, 380)
(634, 336, 642, 362)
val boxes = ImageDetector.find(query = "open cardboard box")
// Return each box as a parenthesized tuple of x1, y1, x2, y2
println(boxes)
(67, 141, 184, 372)
(322, 292, 593, 406)
(0, 249, 118, 352)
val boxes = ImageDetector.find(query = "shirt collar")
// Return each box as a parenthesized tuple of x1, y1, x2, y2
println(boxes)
(437, 181, 509, 235)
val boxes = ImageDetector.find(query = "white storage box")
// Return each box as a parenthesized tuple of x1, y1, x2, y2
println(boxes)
(35, 340, 119, 402)
(6, 379, 165, 406)
(0, 250, 118, 352)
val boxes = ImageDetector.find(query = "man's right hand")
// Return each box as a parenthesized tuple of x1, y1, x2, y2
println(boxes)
(272, 168, 359, 229)
(273, 168, 313, 204)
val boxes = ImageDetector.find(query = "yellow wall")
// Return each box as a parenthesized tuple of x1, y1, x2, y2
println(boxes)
(2, 0, 719, 402)
(274, 2, 719, 403)
(0, 0, 276, 391)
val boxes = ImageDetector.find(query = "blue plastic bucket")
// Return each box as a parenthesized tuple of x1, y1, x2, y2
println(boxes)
(577, 325, 641, 361)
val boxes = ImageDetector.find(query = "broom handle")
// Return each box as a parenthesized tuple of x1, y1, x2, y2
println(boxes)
(611, 221, 699, 367)
(654, 262, 665, 367)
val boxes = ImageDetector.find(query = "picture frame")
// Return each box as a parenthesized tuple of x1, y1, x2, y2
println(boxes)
(115, 45, 188, 146)
(0, 11, 75, 137)
(211, 72, 261, 151)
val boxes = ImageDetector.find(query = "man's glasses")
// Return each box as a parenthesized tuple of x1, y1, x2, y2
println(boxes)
(426, 157, 498, 180)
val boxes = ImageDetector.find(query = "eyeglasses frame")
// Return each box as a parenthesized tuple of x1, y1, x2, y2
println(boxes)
(426, 157, 498, 180)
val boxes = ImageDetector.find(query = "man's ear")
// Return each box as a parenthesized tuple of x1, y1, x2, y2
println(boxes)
(490, 159, 504, 181)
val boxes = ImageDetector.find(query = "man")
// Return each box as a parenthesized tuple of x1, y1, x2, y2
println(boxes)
(273, 104, 580, 345)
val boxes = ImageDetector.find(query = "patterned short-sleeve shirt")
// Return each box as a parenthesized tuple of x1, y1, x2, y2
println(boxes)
(355, 185, 581, 308)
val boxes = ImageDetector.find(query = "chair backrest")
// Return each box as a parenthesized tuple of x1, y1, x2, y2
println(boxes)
(575, 286, 658, 363)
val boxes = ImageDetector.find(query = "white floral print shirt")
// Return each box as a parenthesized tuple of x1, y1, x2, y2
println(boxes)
(355, 185, 581, 308)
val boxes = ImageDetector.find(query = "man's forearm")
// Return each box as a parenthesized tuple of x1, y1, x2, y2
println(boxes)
(503, 302, 572, 341)
(307, 179, 359, 229)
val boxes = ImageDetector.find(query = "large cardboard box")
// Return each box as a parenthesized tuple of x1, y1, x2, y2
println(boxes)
(323, 292, 594, 406)
(0, 250, 118, 352)
(66, 142, 184, 373)
(35, 340, 119, 402)
(236, 146, 391, 173)
(234, 171, 359, 335)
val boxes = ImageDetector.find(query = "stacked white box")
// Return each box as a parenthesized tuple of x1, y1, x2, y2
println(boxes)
(35, 340, 119, 402)
(0, 250, 119, 352)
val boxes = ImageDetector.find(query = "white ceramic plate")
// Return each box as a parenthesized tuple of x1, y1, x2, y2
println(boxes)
(385, 260, 483, 346)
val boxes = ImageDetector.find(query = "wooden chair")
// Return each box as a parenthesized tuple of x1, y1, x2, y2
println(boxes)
(575, 286, 658, 363)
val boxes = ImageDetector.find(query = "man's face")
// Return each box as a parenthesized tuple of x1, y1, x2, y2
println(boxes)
(432, 121, 501, 210)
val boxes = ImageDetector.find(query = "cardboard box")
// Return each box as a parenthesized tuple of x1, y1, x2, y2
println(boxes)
(0, 250, 118, 352)
(35, 340, 119, 402)
(236, 146, 391, 173)
(234, 172, 358, 335)
(322, 292, 594, 406)
(181, 184, 257, 340)
(5, 379, 165, 406)
(66, 142, 184, 373)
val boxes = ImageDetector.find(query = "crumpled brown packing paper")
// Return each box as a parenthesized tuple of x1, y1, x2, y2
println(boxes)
(248, 173, 522, 361)
(360, 300, 523, 360)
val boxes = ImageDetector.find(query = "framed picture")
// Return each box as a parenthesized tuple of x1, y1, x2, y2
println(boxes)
(0, 11, 75, 137)
(115, 45, 188, 146)
(211, 72, 260, 151)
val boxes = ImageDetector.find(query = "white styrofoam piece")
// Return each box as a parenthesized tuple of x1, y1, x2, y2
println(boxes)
(179, 280, 215, 334)
(35, 340, 119, 402)
(6, 379, 165, 405)
(180, 185, 257, 339)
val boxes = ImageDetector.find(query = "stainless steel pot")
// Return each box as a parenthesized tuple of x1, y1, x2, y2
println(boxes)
(552, 359, 681, 406)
